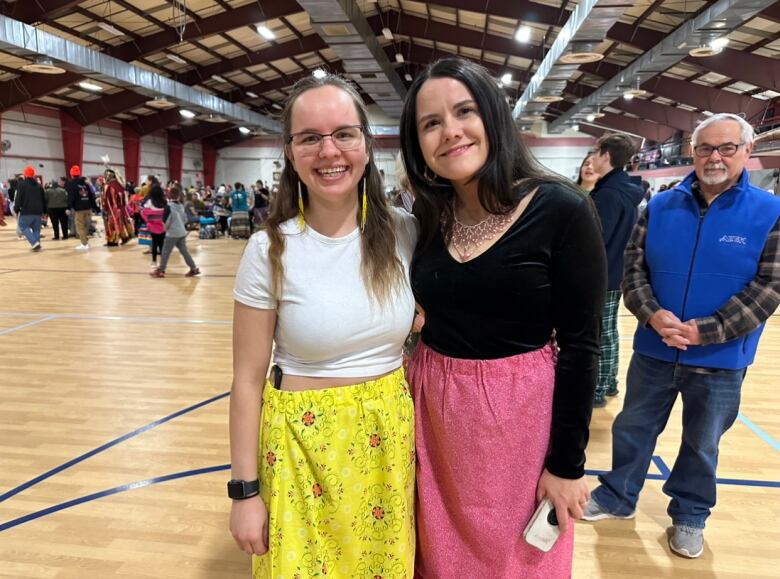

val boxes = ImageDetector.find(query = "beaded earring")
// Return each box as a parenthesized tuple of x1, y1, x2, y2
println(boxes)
(361, 178, 368, 232)
(297, 180, 305, 231)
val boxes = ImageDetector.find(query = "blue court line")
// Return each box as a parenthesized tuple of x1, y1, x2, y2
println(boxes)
(0, 464, 231, 533)
(0, 315, 56, 336)
(738, 413, 780, 452)
(0, 391, 230, 503)
(586, 453, 780, 489)
(652, 455, 671, 478)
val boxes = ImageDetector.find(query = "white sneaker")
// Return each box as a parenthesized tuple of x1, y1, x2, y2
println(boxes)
(75, 244, 88, 251)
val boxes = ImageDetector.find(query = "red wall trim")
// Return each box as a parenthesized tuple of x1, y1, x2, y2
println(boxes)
(202, 140, 217, 187)
(122, 123, 141, 185)
(168, 131, 184, 183)
(59, 110, 84, 175)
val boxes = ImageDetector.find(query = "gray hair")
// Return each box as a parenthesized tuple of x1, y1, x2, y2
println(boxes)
(692, 113, 755, 147)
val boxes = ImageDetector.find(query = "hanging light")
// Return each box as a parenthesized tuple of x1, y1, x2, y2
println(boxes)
(257, 25, 275, 40)
(515, 25, 531, 43)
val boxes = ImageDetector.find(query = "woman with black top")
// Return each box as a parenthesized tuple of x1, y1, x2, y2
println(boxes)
(400, 57, 607, 578)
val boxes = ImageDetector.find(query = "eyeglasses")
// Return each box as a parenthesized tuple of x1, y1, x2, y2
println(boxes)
(693, 142, 745, 158)
(287, 125, 364, 153)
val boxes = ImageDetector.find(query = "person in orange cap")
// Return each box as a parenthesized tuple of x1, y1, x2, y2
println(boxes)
(13, 166, 47, 250)
(65, 165, 98, 250)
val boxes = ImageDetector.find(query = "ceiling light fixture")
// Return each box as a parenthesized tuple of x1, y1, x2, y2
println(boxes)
(179, 109, 196, 119)
(257, 25, 275, 40)
(78, 81, 102, 91)
(404, 73, 413, 82)
(211, 74, 228, 83)
(560, 49, 603, 64)
(97, 22, 124, 36)
(313, 68, 327, 79)
(246, 91, 258, 98)
(710, 36, 729, 50)
(395, 53, 404, 63)
(21, 56, 66, 74)
(382, 27, 393, 40)
(515, 25, 531, 43)
(501, 73, 512, 85)
(532, 94, 563, 103)
(689, 36, 728, 57)
(623, 78, 647, 99)
(146, 96, 175, 109)
(167, 53, 187, 64)
(200, 113, 228, 123)
(238, 126, 251, 134)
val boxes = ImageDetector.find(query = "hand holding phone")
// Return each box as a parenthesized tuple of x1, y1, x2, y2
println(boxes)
(523, 498, 560, 552)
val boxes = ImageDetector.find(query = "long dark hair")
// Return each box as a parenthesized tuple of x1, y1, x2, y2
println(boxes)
(149, 184, 167, 209)
(263, 73, 404, 304)
(400, 57, 577, 252)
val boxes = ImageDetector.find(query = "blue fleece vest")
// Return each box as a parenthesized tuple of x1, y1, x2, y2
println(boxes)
(634, 170, 780, 369)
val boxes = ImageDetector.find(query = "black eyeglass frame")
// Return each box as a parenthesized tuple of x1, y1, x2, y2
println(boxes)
(692, 142, 746, 158)
(286, 125, 365, 150)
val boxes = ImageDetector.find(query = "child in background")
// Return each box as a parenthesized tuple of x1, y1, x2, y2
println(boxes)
(141, 182, 167, 268)
(150, 186, 200, 278)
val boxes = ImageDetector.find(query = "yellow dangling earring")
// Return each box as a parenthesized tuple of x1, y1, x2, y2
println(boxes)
(360, 178, 368, 232)
(297, 180, 305, 231)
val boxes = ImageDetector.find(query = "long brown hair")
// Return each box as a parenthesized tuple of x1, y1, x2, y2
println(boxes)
(263, 73, 404, 304)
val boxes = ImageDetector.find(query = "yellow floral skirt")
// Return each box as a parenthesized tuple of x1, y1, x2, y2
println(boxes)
(252, 368, 415, 579)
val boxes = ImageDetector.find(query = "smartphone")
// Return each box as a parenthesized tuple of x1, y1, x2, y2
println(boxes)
(522, 498, 561, 552)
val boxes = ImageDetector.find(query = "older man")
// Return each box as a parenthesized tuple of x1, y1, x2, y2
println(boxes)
(583, 113, 780, 559)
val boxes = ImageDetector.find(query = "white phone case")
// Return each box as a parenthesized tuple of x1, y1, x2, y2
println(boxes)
(522, 498, 561, 552)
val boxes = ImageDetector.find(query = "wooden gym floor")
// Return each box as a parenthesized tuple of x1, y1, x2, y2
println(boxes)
(0, 217, 778, 578)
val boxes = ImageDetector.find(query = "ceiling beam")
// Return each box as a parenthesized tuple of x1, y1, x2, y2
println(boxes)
(412, 0, 569, 26)
(0, 0, 82, 23)
(0, 72, 82, 112)
(67, 91, 150, 126)
(210, 127, 254, 150)
(176, 122, 235, 144)
(367, 10, 539, 63)
(612, 98, 701, 133)
(127, 109, 184, 137)
(589, 112, 677, 143)
(423, 0, 780, 92)
(104, 0, 302, 63)
(641, 76, 771, 122)
(606, 24, 780, 92)
(175, 35, 327, 87)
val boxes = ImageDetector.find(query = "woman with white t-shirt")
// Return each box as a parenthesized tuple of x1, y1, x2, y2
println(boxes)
(230, 73, 417, 578)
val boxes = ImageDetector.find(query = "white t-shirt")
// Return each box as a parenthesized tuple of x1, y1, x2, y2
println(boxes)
(234, 207, 418, 377)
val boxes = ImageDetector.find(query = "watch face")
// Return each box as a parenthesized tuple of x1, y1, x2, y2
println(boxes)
(227, 479, 258, 499)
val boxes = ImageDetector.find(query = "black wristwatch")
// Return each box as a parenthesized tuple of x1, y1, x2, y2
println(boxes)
(227, 479, 260, 500)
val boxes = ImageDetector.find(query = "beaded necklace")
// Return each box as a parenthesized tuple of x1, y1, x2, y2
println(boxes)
(450, 209, 515, 261)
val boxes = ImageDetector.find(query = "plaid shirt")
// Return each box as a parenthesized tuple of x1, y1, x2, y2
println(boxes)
(622, 183, 780, 346)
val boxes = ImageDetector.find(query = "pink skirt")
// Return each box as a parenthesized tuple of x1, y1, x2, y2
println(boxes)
(407, 342, 574, 579)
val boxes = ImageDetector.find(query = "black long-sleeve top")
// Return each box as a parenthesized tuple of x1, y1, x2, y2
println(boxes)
(411, 183, 607, 478)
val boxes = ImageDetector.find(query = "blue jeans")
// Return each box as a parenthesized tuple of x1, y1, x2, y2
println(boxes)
(592, 352, 743, 528)
(17, 214, 42, 247)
